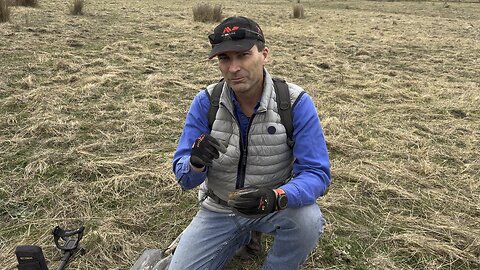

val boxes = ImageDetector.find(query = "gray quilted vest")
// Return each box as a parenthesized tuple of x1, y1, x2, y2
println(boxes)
(199, 71, 304, 212)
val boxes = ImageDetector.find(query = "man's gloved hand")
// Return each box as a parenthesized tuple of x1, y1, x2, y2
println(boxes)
(227, 187, 276, 217)
(190, 134, 227, 169)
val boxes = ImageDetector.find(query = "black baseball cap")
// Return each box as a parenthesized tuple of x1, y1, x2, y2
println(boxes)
(208, 16, 265, 59)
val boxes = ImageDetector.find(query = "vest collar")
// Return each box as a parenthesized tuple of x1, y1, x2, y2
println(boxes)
(257, 69, 274, 113)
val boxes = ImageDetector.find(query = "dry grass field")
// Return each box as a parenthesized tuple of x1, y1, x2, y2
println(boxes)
(1, 0, 479, 269)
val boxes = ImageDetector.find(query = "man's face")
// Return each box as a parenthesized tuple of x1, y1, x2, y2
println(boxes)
(217, 45, 269, 95)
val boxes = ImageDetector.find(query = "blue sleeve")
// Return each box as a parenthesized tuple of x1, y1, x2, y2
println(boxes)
(281, 93, 331, 208)
(172, 90, 211, 189)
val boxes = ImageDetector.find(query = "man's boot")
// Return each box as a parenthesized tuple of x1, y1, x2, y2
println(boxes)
(235, 231, 263, 260)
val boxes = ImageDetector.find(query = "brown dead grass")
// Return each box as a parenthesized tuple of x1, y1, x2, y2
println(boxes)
(0, 0, 479, 269)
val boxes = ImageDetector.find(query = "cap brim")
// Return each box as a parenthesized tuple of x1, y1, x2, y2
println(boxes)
(208, 39, 257, 59)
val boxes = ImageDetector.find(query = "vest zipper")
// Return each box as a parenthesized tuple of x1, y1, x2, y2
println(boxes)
(236, 114, 255, 189)
(222, 104, 246, 190)
(221, 99, 256, 190)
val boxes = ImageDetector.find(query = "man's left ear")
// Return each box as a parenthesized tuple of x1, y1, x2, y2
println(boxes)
(262, 47, 269, 64)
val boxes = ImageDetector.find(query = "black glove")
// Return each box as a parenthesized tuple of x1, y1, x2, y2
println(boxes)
(227, 187, 276, 217)
(190, 134, 227, 168)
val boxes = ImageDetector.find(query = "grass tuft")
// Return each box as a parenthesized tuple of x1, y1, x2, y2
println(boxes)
(0, 0, 10, 23)
(293, 3, 305, 19)
(192, 3, 223, 23)
(70, 0, 84, 15)
(10, 0, 38, 7)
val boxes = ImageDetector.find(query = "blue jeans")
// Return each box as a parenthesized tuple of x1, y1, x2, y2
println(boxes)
(168, 204, 325, 270)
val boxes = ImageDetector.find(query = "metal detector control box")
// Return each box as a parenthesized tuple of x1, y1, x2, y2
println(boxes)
(15, 225, 85, 270)
(15, 245, 49, 270)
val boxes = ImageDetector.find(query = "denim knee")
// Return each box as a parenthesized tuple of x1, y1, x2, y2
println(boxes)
(260, 204, 325, 269)
(285, 204, 324, 244)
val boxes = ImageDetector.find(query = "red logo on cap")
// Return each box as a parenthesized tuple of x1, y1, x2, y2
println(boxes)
(223, 26, 239, 33)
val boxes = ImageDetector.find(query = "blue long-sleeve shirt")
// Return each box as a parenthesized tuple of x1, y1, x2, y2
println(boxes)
(172, 88, 331, 208)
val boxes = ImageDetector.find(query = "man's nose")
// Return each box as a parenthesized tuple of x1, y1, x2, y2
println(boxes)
(228, 59, 241, 73)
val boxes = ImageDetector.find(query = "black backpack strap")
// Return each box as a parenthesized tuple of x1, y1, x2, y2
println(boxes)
(273, 78, 294, 148)
(206, 79, 224, 130)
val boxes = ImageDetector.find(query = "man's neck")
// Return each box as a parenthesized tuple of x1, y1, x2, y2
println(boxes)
(234, 81, 263, 117)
